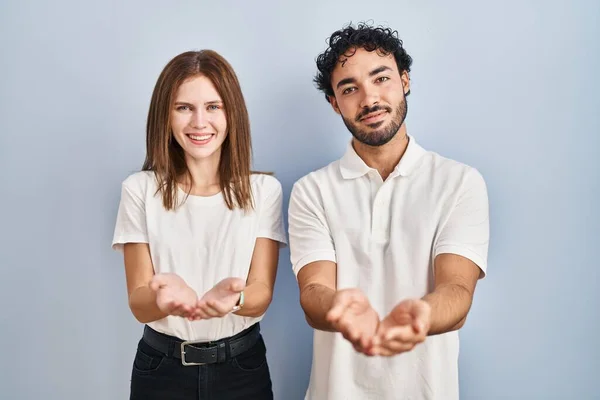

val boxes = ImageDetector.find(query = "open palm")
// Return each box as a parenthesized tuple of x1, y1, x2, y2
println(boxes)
(192, 277, 246, 319)
(149, 273, 198, 318)
(326, 289, 380, 353)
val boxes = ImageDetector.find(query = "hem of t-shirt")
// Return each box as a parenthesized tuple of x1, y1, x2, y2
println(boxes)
(111, 235, 149, 253)
(292, 250, 337, 277)
(434, 244, 487, 278)
(257, 231, 288, 248)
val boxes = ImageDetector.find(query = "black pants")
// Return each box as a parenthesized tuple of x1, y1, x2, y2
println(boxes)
(130, 325, 273, 399)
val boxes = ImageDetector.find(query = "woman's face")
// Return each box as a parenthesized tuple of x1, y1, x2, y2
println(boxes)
(170, 75, 228, 163)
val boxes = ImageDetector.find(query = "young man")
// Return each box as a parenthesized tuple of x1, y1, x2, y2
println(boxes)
(288, 23, 490, 400)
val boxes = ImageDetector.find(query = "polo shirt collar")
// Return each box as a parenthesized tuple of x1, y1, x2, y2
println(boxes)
(339, 135, 426, 179)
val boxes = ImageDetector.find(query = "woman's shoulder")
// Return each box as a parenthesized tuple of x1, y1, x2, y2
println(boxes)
(121, 170, 157, 195)
(250, 173, 283, 200)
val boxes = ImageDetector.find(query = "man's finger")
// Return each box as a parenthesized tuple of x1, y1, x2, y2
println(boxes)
(359, 331, 372, 350)
(383, 325, 416, 342)
(370, 345, 392, 356)
(371, 343, 410, 357)
(371, 335, 416, 356)
(353, 342, 373, 356)
(347, 326, 362, 343)
(375, 314, 405, 344)
(382, 339, 416, 354)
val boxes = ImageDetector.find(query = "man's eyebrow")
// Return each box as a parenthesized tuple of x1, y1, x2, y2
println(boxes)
(336, 77, 356, 89)
(335, 66, 392, 89)
(369, 66, 392, 76)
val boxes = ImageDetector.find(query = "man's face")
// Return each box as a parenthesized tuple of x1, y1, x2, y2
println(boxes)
(329, 47, 410, 147)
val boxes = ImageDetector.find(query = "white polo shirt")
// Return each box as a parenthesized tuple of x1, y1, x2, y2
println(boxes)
(288, 135, 489, 400)
(112, 171, 287, 342)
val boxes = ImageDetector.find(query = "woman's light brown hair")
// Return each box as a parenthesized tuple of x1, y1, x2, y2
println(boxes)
(142, 50, 254, 211)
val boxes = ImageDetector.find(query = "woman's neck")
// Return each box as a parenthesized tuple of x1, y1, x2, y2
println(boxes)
(182, 152, 221, 196)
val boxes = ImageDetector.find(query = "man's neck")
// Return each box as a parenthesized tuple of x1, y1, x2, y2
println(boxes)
(352, 125, 409, 181)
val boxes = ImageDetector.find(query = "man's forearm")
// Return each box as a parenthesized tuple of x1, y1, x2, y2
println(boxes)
(129, 286, 168, 324)
(300, 283, 337, 332)
(422, 283, 473, 335)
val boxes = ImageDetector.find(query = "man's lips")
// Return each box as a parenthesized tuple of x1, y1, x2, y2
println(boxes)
(360, 111, 387, 122)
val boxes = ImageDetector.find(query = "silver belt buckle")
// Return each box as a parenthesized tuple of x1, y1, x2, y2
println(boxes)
(180, 340, 206, 366)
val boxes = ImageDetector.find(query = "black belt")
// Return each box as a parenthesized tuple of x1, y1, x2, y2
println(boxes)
(142, 323, 261, 366)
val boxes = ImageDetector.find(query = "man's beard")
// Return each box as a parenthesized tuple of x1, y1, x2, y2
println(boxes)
(342, 98, 407, 147)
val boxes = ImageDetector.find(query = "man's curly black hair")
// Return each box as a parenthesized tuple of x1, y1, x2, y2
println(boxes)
(314, 22, 413, 102)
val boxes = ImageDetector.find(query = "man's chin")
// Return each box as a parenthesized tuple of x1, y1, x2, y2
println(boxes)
(363, 120, 385, 130)
(352, 134, 389, 147)
(352, 127, 399, 147)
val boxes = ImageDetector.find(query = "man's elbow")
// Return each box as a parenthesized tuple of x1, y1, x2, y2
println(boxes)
(450, 315, 468, 332)
(299, 291, 317, 328)
(455, 316, 467, 330)
(304, 313, 318, 329)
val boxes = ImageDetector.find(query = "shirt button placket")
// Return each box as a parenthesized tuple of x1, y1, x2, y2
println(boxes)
(371, 174, 388, 243)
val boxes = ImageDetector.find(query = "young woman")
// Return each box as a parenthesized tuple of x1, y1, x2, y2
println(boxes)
(111, 50, 286, 399)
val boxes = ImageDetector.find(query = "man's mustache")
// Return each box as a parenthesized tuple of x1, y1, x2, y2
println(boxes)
(356, 105, 392, 122)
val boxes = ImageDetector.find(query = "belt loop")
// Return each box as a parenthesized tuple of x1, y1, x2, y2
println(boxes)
(217, 342, 227, 363)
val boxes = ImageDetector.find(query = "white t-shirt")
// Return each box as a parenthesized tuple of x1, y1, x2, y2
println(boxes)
(112, 171, 287, 342)
(288, 135, 490, 400)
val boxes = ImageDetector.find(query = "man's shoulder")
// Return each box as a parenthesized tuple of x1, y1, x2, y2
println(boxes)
(420, 150, 486, 194)
(422, 150, 483, 179)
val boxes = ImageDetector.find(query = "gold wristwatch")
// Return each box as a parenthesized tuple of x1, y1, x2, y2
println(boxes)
(231, 291, 244, 312)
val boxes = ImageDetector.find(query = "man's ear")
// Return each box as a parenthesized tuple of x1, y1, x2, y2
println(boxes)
(329, 95, 341, 115)
(401, 70, 411, 96)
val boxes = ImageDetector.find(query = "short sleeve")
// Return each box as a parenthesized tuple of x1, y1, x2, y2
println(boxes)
(434, 169, 490, 277)
(111, 177, 149, 252)
(288, 178, 336, 276)
(257, 177, 288, 247)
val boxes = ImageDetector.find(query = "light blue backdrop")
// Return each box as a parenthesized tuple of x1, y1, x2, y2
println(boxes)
(1, 1, 598, 399)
